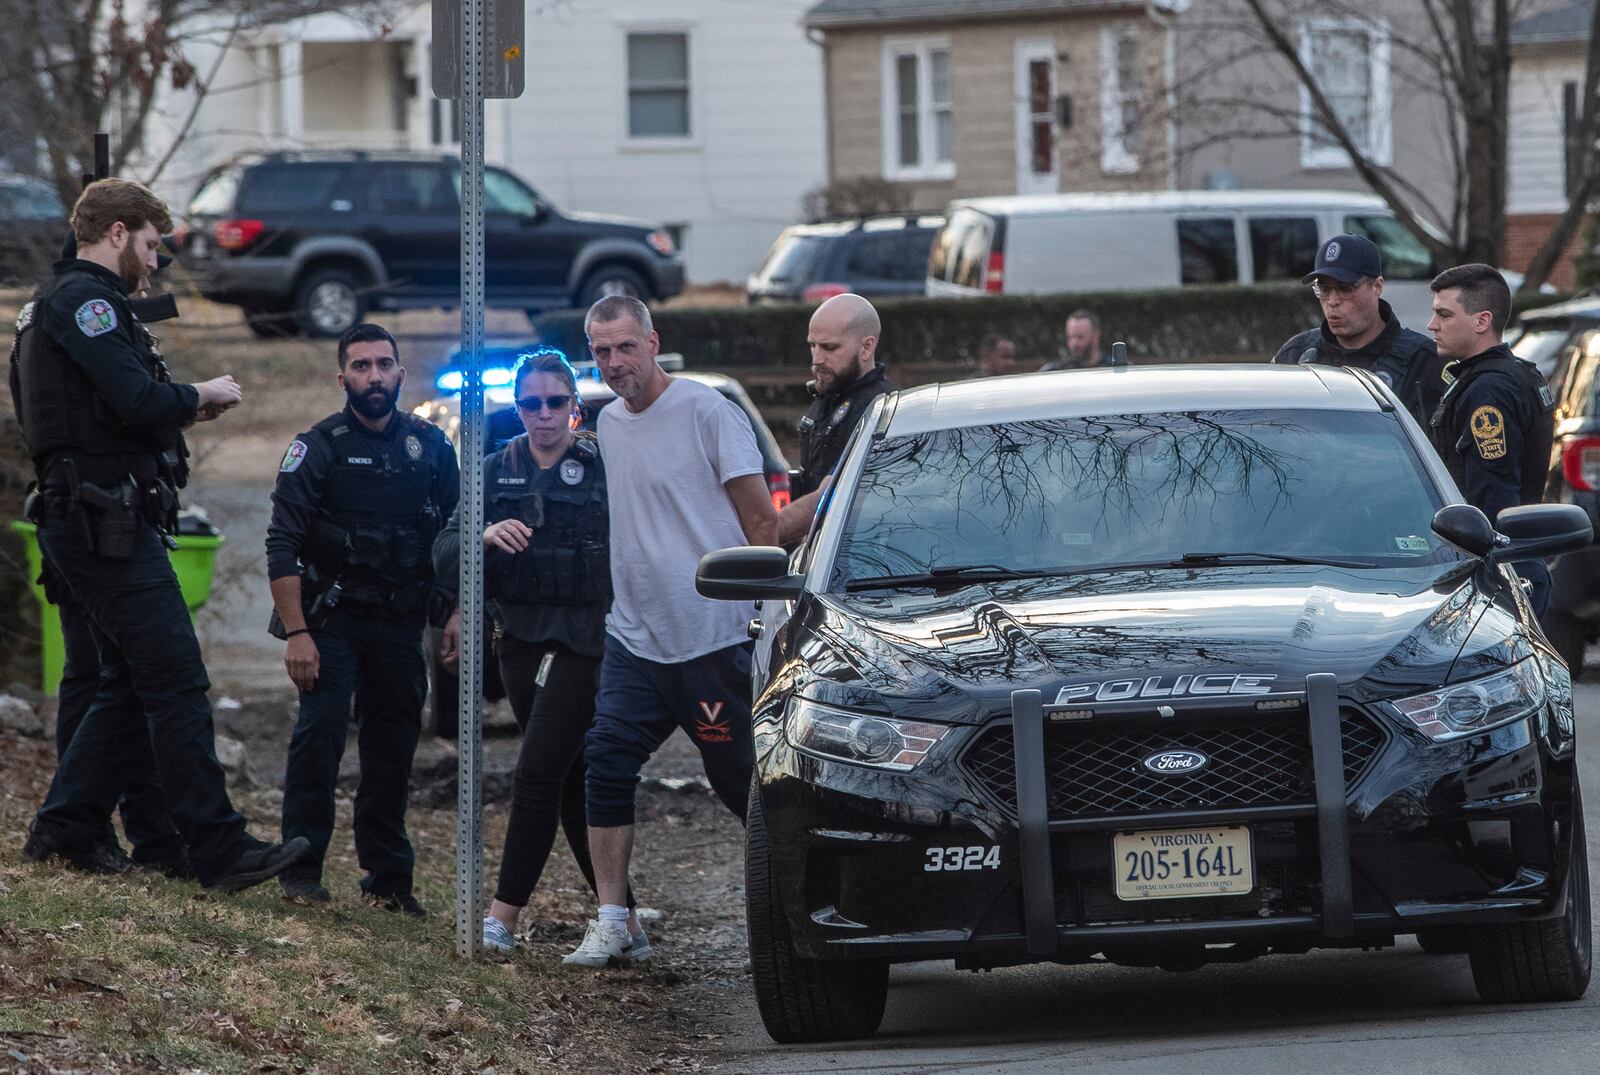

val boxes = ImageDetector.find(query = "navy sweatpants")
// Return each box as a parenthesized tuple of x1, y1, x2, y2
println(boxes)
(584, 636, 754, 827)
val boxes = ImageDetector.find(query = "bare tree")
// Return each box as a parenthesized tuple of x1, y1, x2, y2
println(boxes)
(1173, 0, 1600, 290)
(1, 0, 402, 208)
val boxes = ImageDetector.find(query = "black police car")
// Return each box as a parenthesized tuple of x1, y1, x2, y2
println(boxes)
(697, 364, 1592, 1043)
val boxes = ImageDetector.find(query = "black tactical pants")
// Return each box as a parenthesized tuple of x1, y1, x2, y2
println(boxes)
(280, 606, 426, 897)
(31, 518, 247, 884)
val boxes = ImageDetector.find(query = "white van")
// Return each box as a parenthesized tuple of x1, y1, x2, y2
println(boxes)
(925, 190, 1448, 330)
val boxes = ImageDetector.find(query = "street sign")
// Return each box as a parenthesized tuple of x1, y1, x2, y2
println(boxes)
(432, 0, 524, 100)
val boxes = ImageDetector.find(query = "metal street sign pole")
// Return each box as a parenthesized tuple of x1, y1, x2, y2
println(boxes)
(454, 0, 488, 961)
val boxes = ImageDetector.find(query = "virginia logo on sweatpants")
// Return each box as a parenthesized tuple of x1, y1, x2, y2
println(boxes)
(694, 701, 732, 743)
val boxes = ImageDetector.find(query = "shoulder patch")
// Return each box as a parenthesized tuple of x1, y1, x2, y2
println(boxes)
(1470, 405, 1507, 460)
(280, 439, 309, 473)
(16, 301, 35, 333)
(74, 299, 118, 338)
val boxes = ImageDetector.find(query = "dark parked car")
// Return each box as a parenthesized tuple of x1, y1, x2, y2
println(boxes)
(0, 174, 67, 285)
(698, 364, 1590, 1043)
(1514, 296, 1600, 672)
(746, 215, 943, 304)
(414, 351, 792, 735)
(177, 151, 685, 337)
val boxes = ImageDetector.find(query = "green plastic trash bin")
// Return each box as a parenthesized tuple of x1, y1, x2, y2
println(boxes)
(8, 518, 224, 694)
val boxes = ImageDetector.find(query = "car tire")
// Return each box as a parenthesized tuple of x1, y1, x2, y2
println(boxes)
(1542, 610, 1589, 681)
(1468, 783, 1591, 1003)
(293, 267, 367, 338)
(745, 780, 888, 1043)
(576, 264, 649, 309)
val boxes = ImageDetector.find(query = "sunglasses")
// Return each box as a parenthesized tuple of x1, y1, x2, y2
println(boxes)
(515, 394, 574, 412)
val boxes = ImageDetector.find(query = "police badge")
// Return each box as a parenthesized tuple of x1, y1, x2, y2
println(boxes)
(405, 434, 423, 461)
(560, 459, 585, 485)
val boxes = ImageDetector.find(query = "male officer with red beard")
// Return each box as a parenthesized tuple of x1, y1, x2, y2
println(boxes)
(266, 323, 458, 914)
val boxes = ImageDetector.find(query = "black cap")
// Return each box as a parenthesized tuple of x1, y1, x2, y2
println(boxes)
(1302, 233, 1381, 285)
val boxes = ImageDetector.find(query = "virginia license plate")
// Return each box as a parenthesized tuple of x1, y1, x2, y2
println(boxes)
(1113, 826, 1253, 901)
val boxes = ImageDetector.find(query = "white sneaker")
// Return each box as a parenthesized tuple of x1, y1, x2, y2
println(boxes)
(629, 925, 653, 963)
(482, 916, 517, 952)
(562, 918, 636, 968)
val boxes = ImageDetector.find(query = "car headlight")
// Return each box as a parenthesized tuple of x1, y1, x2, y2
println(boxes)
(1385, 660, 1546, 742)
(786, 698, 950, 771)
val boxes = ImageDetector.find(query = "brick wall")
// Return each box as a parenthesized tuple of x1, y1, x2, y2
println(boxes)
(1503, 213, 1587, 290)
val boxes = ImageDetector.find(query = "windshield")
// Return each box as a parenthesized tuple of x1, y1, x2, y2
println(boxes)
(753, 233, 828, 285)
(829, 409, 1459, 589)
(1510, 326, 1576, 389)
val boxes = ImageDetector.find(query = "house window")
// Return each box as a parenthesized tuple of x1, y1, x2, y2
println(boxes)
(1100, 28, 1143, 174)
(1027, 58, 1054, 175)
(628, 32, 690, 139)
(882, 38, 953, 180)
(1299, 18, 1391, 169)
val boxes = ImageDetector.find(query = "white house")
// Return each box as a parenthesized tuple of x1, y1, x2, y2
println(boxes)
(147, 0, 827, 284)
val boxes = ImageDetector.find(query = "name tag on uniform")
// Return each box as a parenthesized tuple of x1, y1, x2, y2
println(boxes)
(346, 456, 374, 465)
(498, 476, 528, 485)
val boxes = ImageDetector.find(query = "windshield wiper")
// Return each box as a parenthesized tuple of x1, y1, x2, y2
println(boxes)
(1177, 551, 1379, 569)
(843, 564, 1035, 592)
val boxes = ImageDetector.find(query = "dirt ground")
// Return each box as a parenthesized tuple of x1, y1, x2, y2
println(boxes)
(0, 289, 760, 1073)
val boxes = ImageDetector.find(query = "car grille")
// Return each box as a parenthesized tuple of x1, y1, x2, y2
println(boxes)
(963, 709, 1386, 821)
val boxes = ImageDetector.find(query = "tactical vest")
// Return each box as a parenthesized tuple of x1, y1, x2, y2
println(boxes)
(307, 412, 442, 594)
(1431, 350, 1556, 506)
(11, 272, 182, 483)
(797, 365, 893, 496)
(485, 433, 610, 607)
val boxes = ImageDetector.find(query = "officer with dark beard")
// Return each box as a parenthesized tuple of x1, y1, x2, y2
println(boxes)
(776, 293, 896, 546)
(10, 177, 308, 892)
(265, 323, 459, 914)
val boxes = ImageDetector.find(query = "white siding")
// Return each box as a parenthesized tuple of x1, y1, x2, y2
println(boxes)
(1508, 51, 1585, 215)
(144, 1, 825, 286)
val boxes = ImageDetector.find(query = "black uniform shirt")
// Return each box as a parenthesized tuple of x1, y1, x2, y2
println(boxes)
(10, 259, 197, 477)
(266, 405, 459, 582)
(1270, 300, 1445, 426)
(796, 364, 896, 498)
(432, 435, 609, 658)
(1440, 345, 1542, 525)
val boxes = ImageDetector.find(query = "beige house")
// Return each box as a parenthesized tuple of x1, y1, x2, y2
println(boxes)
(802, 0, 1174, 210)
(803, 0, 1461, 242)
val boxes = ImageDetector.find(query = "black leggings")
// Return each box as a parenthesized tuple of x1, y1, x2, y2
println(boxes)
(494, 638, 631, 909)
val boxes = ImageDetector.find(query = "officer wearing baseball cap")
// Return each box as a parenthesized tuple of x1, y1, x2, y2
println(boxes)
(1271, 233, 1445, 426)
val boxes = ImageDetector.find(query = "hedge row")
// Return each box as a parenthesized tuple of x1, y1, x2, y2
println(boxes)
(535, 285, 1328, 369)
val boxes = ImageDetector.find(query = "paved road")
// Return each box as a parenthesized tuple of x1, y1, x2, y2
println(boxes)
(719, 681, 1600, 1075)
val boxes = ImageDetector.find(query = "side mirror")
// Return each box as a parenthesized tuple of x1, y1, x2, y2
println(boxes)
(1432, 504, 1496, 558)
(1493, 504, 1593, 563)
(696, 546, 804, 601)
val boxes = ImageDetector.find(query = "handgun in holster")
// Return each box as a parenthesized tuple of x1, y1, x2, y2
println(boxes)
(61, 458, 139, 561)
(267, 563, 344, 640)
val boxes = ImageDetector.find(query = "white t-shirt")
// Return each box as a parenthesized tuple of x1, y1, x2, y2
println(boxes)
(599, 377, 764, 663)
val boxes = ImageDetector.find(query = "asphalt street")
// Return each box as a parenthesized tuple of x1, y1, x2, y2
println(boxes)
(718, 680, 1600, 1075)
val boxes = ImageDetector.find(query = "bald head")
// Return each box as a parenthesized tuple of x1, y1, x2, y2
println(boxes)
(807, 293, 880, 395)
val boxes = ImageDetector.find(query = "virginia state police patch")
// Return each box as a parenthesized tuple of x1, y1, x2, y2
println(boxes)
(75, 299, 118, 337)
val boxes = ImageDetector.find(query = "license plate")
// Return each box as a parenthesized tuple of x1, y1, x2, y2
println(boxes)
(1113, 826, 1253, 901)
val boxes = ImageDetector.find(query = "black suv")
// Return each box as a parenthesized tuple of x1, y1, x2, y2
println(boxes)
(698, 364, 1590, 1043)
(745, 215, 943, 304)
(177, 151, 685, 337)
(0, 173, 66, 285)
(1516, 296, 1600, 672)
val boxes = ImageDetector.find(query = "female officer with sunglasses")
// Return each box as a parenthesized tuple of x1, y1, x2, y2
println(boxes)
(433, 349, 644, 956)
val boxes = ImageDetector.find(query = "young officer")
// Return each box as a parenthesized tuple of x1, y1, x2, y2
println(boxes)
(265, 322, 459, 914)
(11, 177, 306, 892)
(1426, 264, 1557, 614)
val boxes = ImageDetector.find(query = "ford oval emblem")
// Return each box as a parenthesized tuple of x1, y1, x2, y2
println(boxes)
(1142, 749, 1208, 776)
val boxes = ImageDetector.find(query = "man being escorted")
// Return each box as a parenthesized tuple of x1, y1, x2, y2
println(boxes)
(777, 293, 897, 546)
(1272, 233, 1443, 426)
(10, 178, 306, 891)
(266, 323, 459, 914)
(566, 296, 778, 967)
(1426, 264, 1557, 614)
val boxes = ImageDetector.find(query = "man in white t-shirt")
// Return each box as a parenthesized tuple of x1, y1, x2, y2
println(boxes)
(564, 295, 778, 968)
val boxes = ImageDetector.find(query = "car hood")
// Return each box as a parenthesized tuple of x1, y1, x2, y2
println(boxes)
(563, 209, 660, 234)
(801, 565, 1506, 723)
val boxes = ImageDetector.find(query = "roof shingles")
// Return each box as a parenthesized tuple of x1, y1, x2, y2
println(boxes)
(803, 0, 1140, 29)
